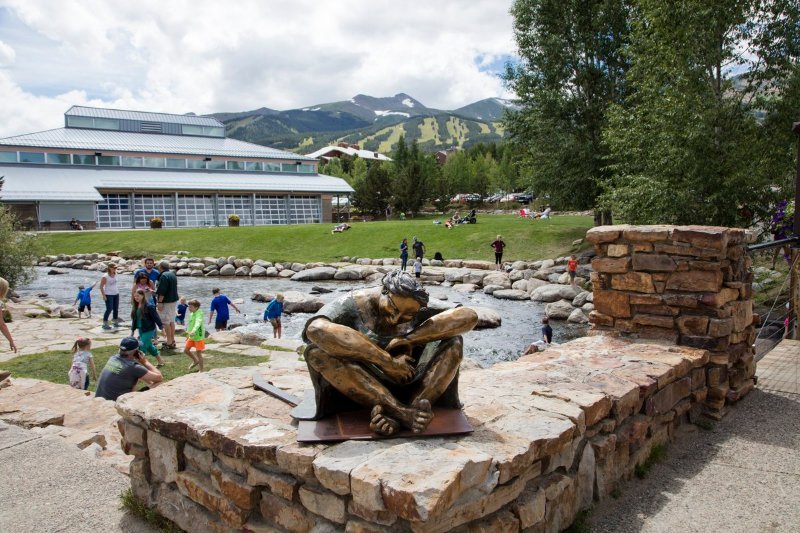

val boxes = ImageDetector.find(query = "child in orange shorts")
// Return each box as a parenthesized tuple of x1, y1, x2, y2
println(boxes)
(184, 299, 205, 372)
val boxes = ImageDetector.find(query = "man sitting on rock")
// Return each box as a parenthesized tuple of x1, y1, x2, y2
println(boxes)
(95, 337, 163, 401)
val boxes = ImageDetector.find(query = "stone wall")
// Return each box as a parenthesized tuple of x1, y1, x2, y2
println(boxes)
(586, 225, 756, 418)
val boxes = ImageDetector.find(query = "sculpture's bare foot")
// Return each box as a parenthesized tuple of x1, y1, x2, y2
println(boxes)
(370, 405, 400, 436)
(408, 398, 433, 433)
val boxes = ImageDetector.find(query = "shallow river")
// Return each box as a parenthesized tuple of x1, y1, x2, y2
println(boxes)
(19, 267, 589, 367)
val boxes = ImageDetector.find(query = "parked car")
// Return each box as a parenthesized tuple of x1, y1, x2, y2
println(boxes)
(485, 193, 503, 203)
(517, 193, 534, 205)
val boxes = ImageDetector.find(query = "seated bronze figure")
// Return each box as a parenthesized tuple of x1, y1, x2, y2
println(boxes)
(294, 271, 478, 436)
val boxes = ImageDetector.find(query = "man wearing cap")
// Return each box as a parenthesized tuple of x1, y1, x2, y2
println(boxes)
(156, 260, 179, 349)
(95, 337, 163, 401)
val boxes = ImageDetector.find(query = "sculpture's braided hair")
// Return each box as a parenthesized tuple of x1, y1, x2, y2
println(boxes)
(381, 270, 429, 306)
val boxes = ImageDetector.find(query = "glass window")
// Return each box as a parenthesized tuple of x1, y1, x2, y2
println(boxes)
(19, 152, 45, 164)
(67, 116, 94, 128)
(206, 127, 224, 137)
(0, 151, 16, 163)
(298, 163, 315, 174)
(226, 160, 245, 171)
(94, 118, 120, 130)
(263, 162, 281, 172)
(143, 157, 166, 168)
(187, 159, 207, 169)
(282, 163, 300, 172)
(217, 195, 252, 226)
(177, 195, 215, 227)
(133, 194, 175, 228)
(245, 161, 263, 171)
(166, 158, 186, 169)
(254, 195, 287, 225)
(289, 196, 320, 224)
(98, 155, 120, 166)
(46, 153, 71, 164)
(181, 125, 203, 136)
(207, 160, 225, 170)
(95, 194, 131, 228)
(72, 154, 97, 165)
(121, 156, 143, 167)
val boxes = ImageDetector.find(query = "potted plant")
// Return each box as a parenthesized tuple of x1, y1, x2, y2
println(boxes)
(150, 217, 163, 229)
(228, 214, 240, 227)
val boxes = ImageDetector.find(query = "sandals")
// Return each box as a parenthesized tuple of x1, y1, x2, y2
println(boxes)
(160, 342, 177, 350)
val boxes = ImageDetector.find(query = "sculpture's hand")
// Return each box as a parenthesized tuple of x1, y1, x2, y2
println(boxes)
(385, 337, 413, 358)
(383, 355, 415, 384)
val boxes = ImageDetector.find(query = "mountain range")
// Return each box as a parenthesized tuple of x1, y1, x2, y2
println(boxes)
(210, 93, 516, 155)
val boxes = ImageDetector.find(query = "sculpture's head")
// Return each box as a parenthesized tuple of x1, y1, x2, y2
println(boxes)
(379, 271, 429, 325)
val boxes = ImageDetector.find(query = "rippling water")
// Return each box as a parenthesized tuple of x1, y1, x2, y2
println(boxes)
(19, 267, 589, 367)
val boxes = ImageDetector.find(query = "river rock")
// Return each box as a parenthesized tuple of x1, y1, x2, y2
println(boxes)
(60, 306, 79, 319)
(249, 265, 267, 277)
(492, 289, 530, 301)
(483, 284, 504, 295)
(254, 260, 272, 268)
(333, 268, 363, 280)
(291, 263, 306, 272)
(24, 308, 49, 318)
(47, 269, 67, 275)
(208, 330, 243, 344)
(572, 291, 591, 307)
(512, 280, 529, 292)
(545, 299, 575, 320)
(292, 267, 337, 282)
(219, 264, 235, 276)
(582, 303, 594, 312)
(204, 270, 219, 277)
(472, 306, 502, 329)
(526, 278, 548, 293)
(452, 283, 478, 293)
(190, 269, 204, 277)
(278, 269, 295, 278)
(282, 291, 324, 313)
(266, 267, 278, 277)
(430, 260, 444, 267)
(443, 260, 463, 268)
(511, 261, 528, 271)
(176, 269, 191, 276)
(188, 262, 205, 270)
(531, 284, 581, 303)
(445, 269, 471, 283)
(202, 257, 218, 267)
(235, 266, 250, 276)
(568, 308, 589, 324)
(463, 260, 494, 270)
(251, 292, 275, 303)
(482, 272, 511, 289)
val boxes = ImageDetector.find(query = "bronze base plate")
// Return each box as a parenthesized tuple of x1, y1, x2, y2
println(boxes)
(296, 408, 473, 443)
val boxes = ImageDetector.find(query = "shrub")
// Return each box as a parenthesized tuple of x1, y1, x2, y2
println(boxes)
(227, 214, 240, 222)
(149, 217, 163, 229)
(0, 204, 42, 288)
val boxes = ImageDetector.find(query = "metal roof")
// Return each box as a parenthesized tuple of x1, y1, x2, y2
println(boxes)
(0, 128, 316, 161)
(65, 106, 223, 127)
(306, 146, 393, 161)
(0, 165, 353, 201)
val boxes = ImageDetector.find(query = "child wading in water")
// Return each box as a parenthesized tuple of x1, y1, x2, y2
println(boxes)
(263, 293, 285, 338)
(185, 299, 205, 372)
(131, 289, 166, 368)
(73, 282, 97, 318)
(68, 337, 97, 390)
(414, 257, 422, 279)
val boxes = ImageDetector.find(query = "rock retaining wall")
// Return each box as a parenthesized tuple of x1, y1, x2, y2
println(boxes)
(586, 225, 756, 418)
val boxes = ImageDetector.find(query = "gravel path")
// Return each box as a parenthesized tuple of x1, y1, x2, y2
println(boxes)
(589, 389, 800, 532)
(0, 421, 155, 533)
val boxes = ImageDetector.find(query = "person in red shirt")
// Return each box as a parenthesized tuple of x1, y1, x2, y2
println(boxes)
(567, 255, 578, 285)
(491, 235, 506, 270)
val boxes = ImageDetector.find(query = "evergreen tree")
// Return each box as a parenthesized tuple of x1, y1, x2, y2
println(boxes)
(353, 162, 392, 216)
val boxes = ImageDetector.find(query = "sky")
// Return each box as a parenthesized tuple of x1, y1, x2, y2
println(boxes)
(0, 0, 517, 138)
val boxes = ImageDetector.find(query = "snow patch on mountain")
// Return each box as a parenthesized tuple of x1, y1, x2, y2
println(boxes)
(374, 110, 410, 118)
(401, 98, 415, 108)
(301, 107, 321, 111)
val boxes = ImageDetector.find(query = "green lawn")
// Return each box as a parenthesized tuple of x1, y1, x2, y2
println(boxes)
(35, 214, 593, 263)
(1, 344, 269, 391)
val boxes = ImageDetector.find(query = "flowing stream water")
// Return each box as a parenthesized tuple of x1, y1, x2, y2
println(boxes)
(19, 267, 589, 367)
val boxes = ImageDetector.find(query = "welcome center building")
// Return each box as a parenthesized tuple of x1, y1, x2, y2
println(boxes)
(0, 106, 353, 230)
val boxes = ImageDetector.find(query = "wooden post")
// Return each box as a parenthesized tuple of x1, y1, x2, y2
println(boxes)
(792, 123, 800, 339)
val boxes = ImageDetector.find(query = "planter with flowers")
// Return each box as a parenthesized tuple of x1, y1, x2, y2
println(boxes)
(150, 217, 163, 229)
(228, 214, 240, 227)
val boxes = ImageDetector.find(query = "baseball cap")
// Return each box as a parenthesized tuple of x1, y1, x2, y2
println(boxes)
(119, 336, 140, 352)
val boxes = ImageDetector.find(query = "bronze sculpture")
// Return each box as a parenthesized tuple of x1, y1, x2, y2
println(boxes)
(293, 270, 478, 436)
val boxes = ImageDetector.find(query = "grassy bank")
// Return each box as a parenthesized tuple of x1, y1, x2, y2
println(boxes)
(1, 344, 269, 391)
(35, 214, 593, 263)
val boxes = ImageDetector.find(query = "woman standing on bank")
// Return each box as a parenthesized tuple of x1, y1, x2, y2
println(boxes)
(0, 277, 18, 353)
(400, 238, 409, 271)
(491, 235, 506, 271)
(100, 264, 121, 330)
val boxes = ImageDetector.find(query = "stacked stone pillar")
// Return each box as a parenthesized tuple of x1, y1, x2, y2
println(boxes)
(586, 225, 756, 417)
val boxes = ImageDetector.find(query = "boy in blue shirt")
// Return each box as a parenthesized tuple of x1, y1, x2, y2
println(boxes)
(73, 281, 97, 318)
(263, 293, 285, 338)
(208, 288, 240, 331)
(175, 297, 188, 325)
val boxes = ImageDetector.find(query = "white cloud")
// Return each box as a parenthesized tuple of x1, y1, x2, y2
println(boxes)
(0, 40, 15, 66)
(0, 0, 516, 137)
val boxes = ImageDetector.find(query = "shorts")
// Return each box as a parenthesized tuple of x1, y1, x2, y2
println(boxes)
(215, 320, 228, 330)
(185, 339, 206, 351)
(415, 272, 421, 278)
(568, 270, 576, 279)
(78, 303, 91, 312)
(269, 317, 281, 327)
(159, 301, 177, 324)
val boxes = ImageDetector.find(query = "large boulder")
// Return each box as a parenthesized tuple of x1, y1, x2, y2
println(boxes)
(266, 267, 279, 277)
(472, 306, 501, 329)
(492, 289, 530, 301)
(290, 263, 306, 272)
(250, 265, 267, 277)
(525, 278, 549, 293)
(279, 269, 295, 278)
(291, 266, 337, 282)
(333, 268, 364, 280)
(219, 264, 236, 276)
(568, 308, 589, 324)
(511, 280, 529, 292)
(531, 284, 581, 303)
(207, 330, 243, 344)
(482, 272, 511, 289)
(59, 306, 79, 319)
(452, 283, 478, 293)
(282, 291, 324, 313)
(511, 261, 528, 271)
(462, 260, 493, 270)
(234, 266, 250, 276)
(251, 292, 275, 303)
(572, 291, 591, 307)
(483, 284, 505, 295)
(545, 299, 575, 320)
(444, 268, 471, 283)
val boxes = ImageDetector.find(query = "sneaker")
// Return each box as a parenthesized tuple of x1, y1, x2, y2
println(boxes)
(102, 323, 112, 330)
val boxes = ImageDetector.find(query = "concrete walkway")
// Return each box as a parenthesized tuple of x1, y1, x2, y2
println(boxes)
(757, 339, 800, 395)
(0, 421, 155, 532)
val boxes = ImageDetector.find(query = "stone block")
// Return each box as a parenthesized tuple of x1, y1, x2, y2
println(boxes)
(730, 300, 753, 332)
(676, 315, 709, 336)
(672, 226, 731, 250)
(259, 491, 315, 533)
(646, 377, 690, 415)
(276, 442, 321, 481)
(299, 485, 347, 524)
(707, 318, 733, 338)
(129, 458, 152, 505)
(513, 486, 545, 529)
(611, 272, 655, 293)
(246, 465, 298, 500)
(607, 244, 629, 257)
(632, 253, 677, 272)
(148, 430, 181, 483)
(185, 443, 213, 474)
(633, 243, 654, 252)
(632, 314, 674, 329)
(633, 304, 678, 316)
(585, 227, 622, 244)
(313, 441, 391, 496)
(348, 501, 398, 526)
(622, 226, 671, 242)
(542, 473, 577, 533)
(661, 294, 699, 308)
(629, 294, 662, 305)
(119, 419, 146, 447)
(575, 444, 595, 512)
(690, 368, 706, 390)
(700, 288, 740, 308)
(665, 270, 722, 292)
(463, 510, 520, 532)
(593, 290, 631, 318)
(588, 311, 614, 327)
(177, 471, 250, 528)
(592, 257, 631, 273)
(154, 484, 222, 533)
(212, 466, 258, 510)
(726, 379, 754, 402)
(344, 519, 394, 533)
